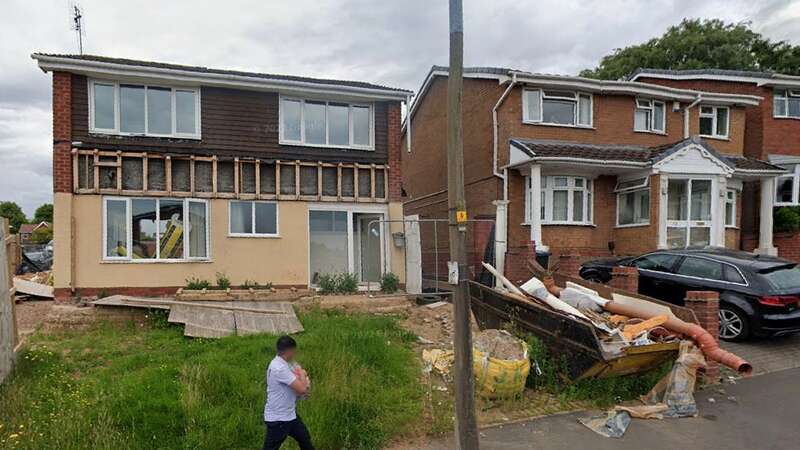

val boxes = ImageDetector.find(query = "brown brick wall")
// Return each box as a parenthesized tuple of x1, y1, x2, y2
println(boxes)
(387, 101, 403, 201)
(685, 290, 721, 384)
(53, 71, 73, 193)
(613, 174, 661, 255)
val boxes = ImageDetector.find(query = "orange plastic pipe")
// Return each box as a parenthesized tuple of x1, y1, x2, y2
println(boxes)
(604, 300, 752, 375)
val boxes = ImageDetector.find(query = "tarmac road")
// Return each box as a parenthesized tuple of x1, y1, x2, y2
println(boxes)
(426, 367, 800, 450)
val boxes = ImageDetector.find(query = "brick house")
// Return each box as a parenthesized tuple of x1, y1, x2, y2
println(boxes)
(401, 66, 784, 280)
(18, 222, 52, 245)
(33, 53, 411, 301)
(630, 69, 800, 258)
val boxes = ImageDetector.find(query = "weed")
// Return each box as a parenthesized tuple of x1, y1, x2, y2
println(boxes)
(242, 279, 260, 289)
(380, 272, 400, 294)
(145, 308, 170, 328)
(215, 272, 231, 290)
(97, 289, 109, 299)
(317, 274, 337, 294)
(185, 277, 211, 290)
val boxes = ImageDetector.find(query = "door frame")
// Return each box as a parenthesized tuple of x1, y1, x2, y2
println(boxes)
(354, 212, 385, 283)
(306, 203, 389, 287)
(659, 175, 723, 249)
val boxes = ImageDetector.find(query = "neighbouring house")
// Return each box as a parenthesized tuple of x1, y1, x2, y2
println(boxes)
(18, 221, 52, 245)
(630, 69, 800, 259)
(33, 53, 411, 301)
(401, 66, 784, 282)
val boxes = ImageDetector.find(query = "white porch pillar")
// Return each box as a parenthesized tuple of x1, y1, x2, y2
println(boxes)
(492, 200, 508, 286)
(658, 175, 669, 249)
(529, 164, 545, 250)
(714, 176, 727, 247)
(755, 177, 778, 256)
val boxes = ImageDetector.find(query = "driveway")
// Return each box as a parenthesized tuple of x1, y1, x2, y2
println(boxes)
(721, 333, 800, 375)
(425, 367, 800, 450)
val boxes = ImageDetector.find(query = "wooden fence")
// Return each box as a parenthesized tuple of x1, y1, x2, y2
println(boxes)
(0, 217, 19, 384)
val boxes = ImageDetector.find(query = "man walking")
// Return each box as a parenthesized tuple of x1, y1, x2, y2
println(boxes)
(263, 335, 314, 450)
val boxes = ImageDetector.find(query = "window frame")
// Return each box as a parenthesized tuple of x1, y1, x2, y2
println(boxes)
(279, 95, 375, 150)
(674, 255, 748, 286)
(633, 98, 666, 133)
(615, 177, 651, 228)
(773, 89, 800, 119)
(698, 105, 730, 139)
(228, 200, 280, 238)
(521, 88, 593, 128)
(88, 79, 201, 139)
(101, 196, 210, 262)
(725, 189, 737, 228)
(525, 175, 593, 225)
(775, 165, 800, 206)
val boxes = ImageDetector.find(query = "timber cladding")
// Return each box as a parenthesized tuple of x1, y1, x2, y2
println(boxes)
(69, 74, 395, 164)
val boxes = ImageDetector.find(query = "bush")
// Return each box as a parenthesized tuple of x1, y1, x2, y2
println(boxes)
(216, 272, 231, 290)
(380, 272, 400, 294)
(336, 273, 359, 294)
(186, 277, 211, 290)
(241, 279, 260, 289)
(317, 274, 337, 294)
(774, 206, 800, 232)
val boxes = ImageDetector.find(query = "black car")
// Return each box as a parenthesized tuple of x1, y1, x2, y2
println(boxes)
(579, 248, 800, 341)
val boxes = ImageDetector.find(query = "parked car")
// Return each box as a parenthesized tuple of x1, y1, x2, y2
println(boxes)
(579, 248, 800, 341)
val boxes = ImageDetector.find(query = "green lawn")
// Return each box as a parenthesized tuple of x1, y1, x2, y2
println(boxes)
(0, 309, 423, 450)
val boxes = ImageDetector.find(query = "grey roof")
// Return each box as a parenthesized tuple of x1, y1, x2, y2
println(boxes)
(33, 53, 412, 93)
(628, 67, 781, 81)
(509, 136, 785, 173)
(429, 65, 515, 76)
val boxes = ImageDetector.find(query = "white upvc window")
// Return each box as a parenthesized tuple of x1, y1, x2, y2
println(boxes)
(775, 165, 800, 206)
(615, 177, 650, 227)
(228, 201, 279, 237)
(725, 189, 737, 227)
(525, 175, 593, 225)
(634, 98, 666, 133)
(699, 105, 729, 139)
(773, 89, 800, 118)
(89, 80, 200, 139)
(522, 88, 592, 127)
(102, 197, 209, 262)
(279, 97, 374, 150)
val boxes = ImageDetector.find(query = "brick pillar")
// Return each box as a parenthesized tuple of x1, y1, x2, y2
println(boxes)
(556, 250, 583, 277)
(386, 101, 402, 201)
(609, 266, 639, 292)
(52, 71, 73, 193)
(685, 291, 721, 384)
(504, 240, 536, 284)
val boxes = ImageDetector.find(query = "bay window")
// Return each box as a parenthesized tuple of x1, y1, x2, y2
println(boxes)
(103, 197, 208, 261)
(522, 89, 592, 127)
(90, 80, 200, 138)
(616, 177, 650, 226)
(634, 98, 665, 133)
(774, 89, 800, 118)
(775, 165, 800, 206)
(229, 201, 279, 237)
(526, 175, 593, 225)
(699, 105, 729, 139)
(280, 97, 373, 149)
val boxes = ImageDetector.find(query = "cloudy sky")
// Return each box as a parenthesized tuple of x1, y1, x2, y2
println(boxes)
(1, 0, 798, 216)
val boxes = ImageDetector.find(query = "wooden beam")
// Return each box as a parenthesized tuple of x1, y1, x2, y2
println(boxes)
(166, 156, 172, 194)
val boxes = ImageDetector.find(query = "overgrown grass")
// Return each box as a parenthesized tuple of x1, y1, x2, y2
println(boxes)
(526, 336, 671, 408)
(0, 310, 423, 449)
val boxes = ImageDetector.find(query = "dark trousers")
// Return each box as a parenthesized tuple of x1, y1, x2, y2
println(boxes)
(263, 416, 314, 450)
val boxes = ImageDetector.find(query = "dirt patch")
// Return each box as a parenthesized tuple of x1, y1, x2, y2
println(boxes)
(474, 329, 527, 360)
(14, 299, 54, 337)
(296, 294, 414, 314)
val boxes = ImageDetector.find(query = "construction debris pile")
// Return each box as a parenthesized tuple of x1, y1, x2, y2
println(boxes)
(13, 271, 53, 299)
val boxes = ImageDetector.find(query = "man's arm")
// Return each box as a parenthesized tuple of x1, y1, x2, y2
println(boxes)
(289, 366, 310, 395)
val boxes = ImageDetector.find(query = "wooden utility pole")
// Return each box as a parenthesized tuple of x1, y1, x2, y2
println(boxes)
(447, 0, 479, 448)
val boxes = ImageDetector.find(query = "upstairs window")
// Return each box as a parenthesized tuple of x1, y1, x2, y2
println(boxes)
(774, 90, 800, 118)
(699, 105, 729, 139)
(522, 89, 592, 127)
(280, 97, 373, 150)
(634, 98, 665, 133)
(90, 80, 200, 138)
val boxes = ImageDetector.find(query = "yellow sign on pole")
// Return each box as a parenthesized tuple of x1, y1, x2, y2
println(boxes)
(456, 210, 468, 223)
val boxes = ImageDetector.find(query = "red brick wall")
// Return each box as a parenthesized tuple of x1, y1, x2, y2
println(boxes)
(387, 101, 403, 201)
(53, 71, 73, 193)
(743, 232, 800, 262)
(609, 266, 639, 292)
(685, 291, 721, 384)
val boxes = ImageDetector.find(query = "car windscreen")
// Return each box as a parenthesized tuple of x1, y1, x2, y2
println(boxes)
(760, 264, 800, 292)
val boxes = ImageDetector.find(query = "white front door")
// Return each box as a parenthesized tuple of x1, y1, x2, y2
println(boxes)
(666, 178, 713, 248)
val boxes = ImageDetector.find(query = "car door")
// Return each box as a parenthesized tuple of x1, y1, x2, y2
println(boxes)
(628, 253, 683, 301)
(672, 256, 728, 303)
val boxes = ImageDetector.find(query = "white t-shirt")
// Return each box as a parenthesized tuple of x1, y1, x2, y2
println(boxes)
(263, 356, 298, 422)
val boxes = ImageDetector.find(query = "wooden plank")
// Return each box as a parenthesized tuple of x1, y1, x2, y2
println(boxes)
(13, 278, 54, 298)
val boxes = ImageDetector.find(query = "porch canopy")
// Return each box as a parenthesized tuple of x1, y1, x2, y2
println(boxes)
(505, 136, 786, 254)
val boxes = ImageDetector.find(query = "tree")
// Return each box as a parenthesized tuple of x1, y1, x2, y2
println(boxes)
(0, 201, 27, 233)
(33, 203, 53, 224)
(581, 19, 800, 80)
(29, 226, 53, 244)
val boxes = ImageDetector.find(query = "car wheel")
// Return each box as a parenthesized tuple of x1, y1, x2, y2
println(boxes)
(719, 305, 750, 342)
(581, 271, 606, 284)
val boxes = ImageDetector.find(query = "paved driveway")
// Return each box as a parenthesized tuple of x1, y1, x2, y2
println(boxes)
(721, 333, 800, 375)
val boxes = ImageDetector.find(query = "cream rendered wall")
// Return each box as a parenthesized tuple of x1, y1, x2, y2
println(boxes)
(69, 196, 310, 288)
(52, 192, 73, 290)
(388, 201, 406, 283)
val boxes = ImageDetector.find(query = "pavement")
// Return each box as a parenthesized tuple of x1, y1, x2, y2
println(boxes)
(721, 333, 800, 375)
(426, 366, 800, 450)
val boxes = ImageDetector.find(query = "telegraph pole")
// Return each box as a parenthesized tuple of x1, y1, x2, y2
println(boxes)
(447, 0, 479, 448)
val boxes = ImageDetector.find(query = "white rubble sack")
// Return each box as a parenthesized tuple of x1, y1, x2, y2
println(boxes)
(520, 277, 588, 320)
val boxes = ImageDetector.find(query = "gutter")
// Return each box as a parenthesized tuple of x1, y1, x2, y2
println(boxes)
(405, 94, 413, 153)
(493, 73, 518, 193)
(683, 94, 702, 138)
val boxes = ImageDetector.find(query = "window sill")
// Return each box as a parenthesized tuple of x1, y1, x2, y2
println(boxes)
(633, 129, 667, 136)
(725, 225, 740, 230)
(101, 259, 212, 264)
(279, 140, 375, 152)
(615, 222, 651, 229)
(521, 121, 595, 130)
(773, 116, 800, 121)
(542, 222, 595, 227)
(699, 134, 730, 142)
(89, 131, 202, 140)
(228, 233, 281, 239)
